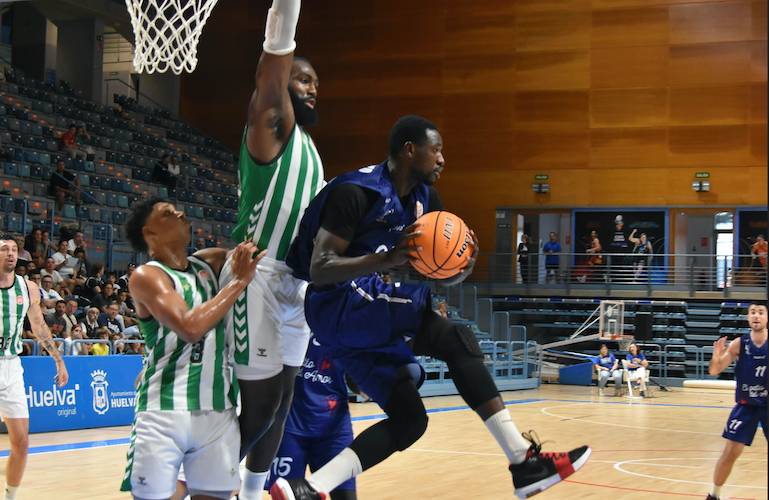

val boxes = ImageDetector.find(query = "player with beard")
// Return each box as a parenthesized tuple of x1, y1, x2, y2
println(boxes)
(0, 233, 69, 500)
(272, 115, 591, 500)
(225, 0, 325, 498)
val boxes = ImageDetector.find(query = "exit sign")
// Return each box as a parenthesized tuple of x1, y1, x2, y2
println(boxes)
(534, 174, 549, 181)
(694, 172, 710, 178)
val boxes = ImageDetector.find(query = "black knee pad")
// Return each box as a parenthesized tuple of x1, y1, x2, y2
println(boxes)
(453, 324, 483, 358)
(392, 411, 428, 451)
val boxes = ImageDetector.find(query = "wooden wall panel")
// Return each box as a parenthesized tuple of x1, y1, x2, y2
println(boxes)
(590, 128, 669, 168)
(590, 89, 669, 127)
(669, 1, 752, 44)
(591, 7, 669, 47)
(669, 86, 750, 125)
(591, 46, 669, 88)
(180, 0, 768, 248)
(669, 42, 753, 86)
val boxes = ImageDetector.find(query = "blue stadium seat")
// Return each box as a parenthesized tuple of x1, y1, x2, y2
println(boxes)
(93, 224, 108, 241)
(84, 161, 95, 172)
(112, 211, 126, 225)
(117, 195, 129, 208)
(6, 215, 21, 232)
(78, 174, 90, 187)
(3, 162, 18, 176)
(158, 186, 168, 198)
(33, 183, 47, 197)
(18, 163, 30, 177)
(106, 193, 117, 207)
(38, 153, 50, 166)
(77, 205, 89, 220)
(100, 208, 112, 223)
(62, 204, 77, 219)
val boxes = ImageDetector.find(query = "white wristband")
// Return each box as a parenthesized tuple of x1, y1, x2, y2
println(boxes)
(263, 0, 300, 56)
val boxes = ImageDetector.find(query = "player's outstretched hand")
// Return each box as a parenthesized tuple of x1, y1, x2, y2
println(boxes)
(55, 359, 69, 388)
(713, 336, 728, 357)
(231, 242, 264, 283)
(386, 224, 422, 268)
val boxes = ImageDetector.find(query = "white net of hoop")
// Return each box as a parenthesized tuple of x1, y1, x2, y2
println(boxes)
(125, 0, 219, 74)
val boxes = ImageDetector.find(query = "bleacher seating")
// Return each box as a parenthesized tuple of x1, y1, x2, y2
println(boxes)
(0, 66, 240, 248)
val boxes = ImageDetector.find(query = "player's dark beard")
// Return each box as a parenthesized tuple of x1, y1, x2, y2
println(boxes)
(289, 89, 319, 127)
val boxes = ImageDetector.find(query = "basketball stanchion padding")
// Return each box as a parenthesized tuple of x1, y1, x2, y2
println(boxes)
(682, 380, 737, 390)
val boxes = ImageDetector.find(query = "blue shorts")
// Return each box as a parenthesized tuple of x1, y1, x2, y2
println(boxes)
(264, 423, 355, 492)
(305, 275, 431, 407)
(722, 404, 768, 446)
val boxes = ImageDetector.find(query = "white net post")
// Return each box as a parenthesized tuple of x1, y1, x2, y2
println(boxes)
(599, 300, 625, 340)
(125, 0, 219, 74)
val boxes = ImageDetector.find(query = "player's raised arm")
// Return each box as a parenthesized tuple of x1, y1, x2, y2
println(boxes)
(246, 0, 301, 163)
(131, 243, 263, 343)
(708, 336, 741, 376)
(25, 279, 68, 387)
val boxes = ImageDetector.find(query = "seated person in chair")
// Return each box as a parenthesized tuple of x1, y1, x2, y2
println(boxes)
(593, 344, 622, 396)
(624, 343, 649, 397)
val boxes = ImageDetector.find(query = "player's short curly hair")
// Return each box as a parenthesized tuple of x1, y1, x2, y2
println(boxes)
(388, 115, 438, 159)
(125, 197, 166, 252)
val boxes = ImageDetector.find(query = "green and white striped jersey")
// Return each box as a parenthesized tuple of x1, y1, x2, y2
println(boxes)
(0, 275, 30, 356)
(232, 124, 324, 261)
(134, 256, 236, 412)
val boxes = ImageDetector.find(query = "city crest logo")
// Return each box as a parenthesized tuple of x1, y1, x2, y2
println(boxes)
(90, 370, 110, 415)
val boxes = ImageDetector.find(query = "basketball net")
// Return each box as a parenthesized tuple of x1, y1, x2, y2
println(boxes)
(125, 0, 219, 74)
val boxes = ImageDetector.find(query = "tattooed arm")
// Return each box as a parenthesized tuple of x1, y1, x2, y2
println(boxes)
(25, 279, 69, 387)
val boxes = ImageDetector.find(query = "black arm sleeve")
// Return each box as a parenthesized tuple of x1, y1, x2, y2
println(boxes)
(428, 186, 443, 212)
(320, 183, 378, 242)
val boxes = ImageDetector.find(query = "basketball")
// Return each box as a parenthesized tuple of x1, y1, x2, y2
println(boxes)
(410, 211, 475, 279)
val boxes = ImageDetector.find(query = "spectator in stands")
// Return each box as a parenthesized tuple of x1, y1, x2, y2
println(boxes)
(58, 123, 78, 156)
(80, 307, 101, 339)
(105, 271, 120, 291)
(116, 290, 136, 325)
(15, 235, 31, 265)
(51, 240, 76, 279)
(193, 236, 207, 253)
(67, 231, 86, 254)
(40, 257, 64, 287)
(41, 230, 53, 259)
(751, 235, 767, 268)
(76, 125, 94, 160)
(25, 261, 37, 274)
(517, 234, 530, 284)
(62, 299, 80, 336)
(83, 263, 106, 300)
(92, 282, 116, 312)
(624, 343, 649, 397)
(153, 153, 179, 190)
(99, 302, 124, 334)
(49, 159, 80, 211)
(91, 328, 111, 356)
(594, 344, 622, 397)
(70, 247, 89, 281)
(25, 227, 46, 267)
(68, 324, 90, 355)
(543, 232, 562, 284)
(14, 263, 26, 277)
(578, 230, 603, 283)
(111, 331, 126, 354)
(112, 104, 130, 120)
(117, 263, 135, 291)
(629, 230, 653, 282)
(435, 300, 448, 319)
(45, 300, 68, 341)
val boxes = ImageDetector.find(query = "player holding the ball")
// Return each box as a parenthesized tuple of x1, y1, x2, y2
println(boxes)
(276, 115, 590, 500)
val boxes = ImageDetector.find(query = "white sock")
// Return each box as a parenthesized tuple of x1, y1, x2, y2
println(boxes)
(710, 484, 722, 497)
(484, 409, 531, 465)
(239, 469, 268, 500)
(308, 448, 363, 495)
(5, 485, 18, 500)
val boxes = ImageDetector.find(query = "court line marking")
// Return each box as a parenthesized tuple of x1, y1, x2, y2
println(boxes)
(536, 398, 735, 410)
(540, 403, 724, 435)
(614, 457, 767, 490)
(563, 478, 756, 499)
(0, 398, 544, 458)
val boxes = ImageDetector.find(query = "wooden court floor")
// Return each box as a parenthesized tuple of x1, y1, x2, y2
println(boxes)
(1, 385, 766, 499)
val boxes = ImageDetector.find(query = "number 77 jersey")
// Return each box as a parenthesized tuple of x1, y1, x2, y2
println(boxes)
(734, 334, 768, 407)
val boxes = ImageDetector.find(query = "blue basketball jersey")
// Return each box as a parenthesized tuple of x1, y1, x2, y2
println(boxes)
(595, 353, 616, 369)
(734, 334, 768, 407)
(287, 161, 431, 282)
(625, 352, 646, 370)
(286, 335, 351, 437)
